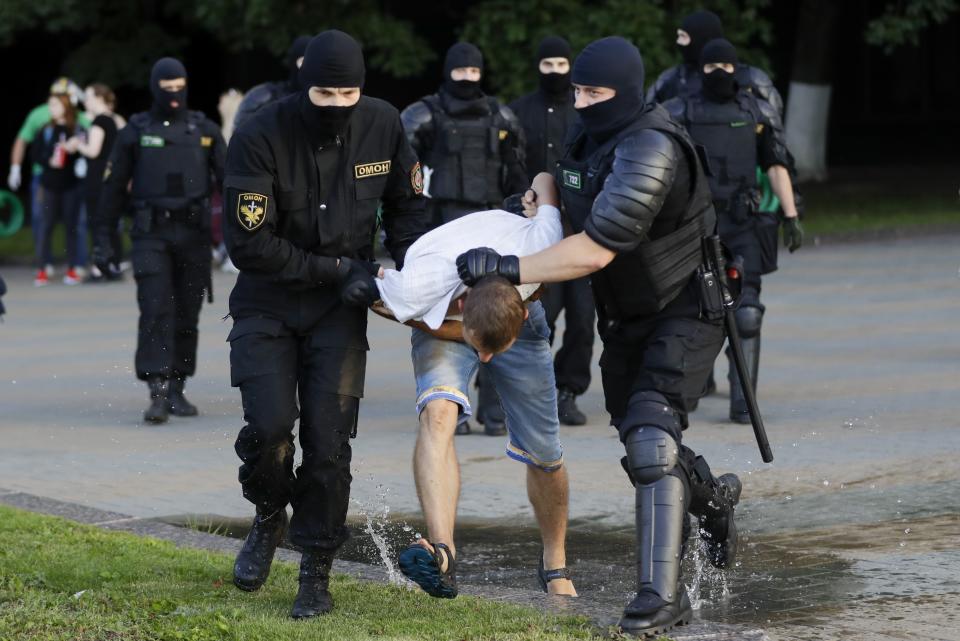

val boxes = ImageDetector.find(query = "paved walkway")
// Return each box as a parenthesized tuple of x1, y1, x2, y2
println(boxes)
(2, 235, 959, 640)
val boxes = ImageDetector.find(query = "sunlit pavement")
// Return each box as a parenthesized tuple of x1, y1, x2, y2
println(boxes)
(2, 234, 958, 640)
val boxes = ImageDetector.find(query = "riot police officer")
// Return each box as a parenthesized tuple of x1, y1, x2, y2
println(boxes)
(457, 37, 742, 637)
(665, 39, 802, 424)
(647, 9, 784, 119)
(232, 35, 311, 132)
(224, 31, 426, 619)
(508, 36, 592, 426)
(401, 41, 526, 436)
(95, 57, 226, 424)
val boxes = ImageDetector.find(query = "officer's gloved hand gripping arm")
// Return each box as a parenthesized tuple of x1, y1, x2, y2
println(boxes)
(223, 128, 346, 287)
(458, 131, 673, 286)
(93, 125, 138, 268)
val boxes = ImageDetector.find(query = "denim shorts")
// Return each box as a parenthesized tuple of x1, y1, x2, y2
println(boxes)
(410, 301, 563, 471)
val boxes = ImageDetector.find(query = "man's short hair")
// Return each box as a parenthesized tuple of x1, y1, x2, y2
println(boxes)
(462, 276, 525, 354)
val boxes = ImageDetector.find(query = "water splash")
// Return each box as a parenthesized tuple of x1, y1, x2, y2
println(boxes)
(350, 483, 406, 585)
(686, 534, 729, 610)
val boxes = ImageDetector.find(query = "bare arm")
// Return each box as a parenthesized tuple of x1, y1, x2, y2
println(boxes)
(518, 232, 615, 284)
(767, 165, 798, 218)
(370, 302, 465, 342)
(10, 138, 25, 166)
(76, 125, 105, 159)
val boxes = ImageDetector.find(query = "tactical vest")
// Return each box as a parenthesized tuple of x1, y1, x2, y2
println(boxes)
(683, 95, 760, 229)
(129, 111, 213, 212)
(557, 107, 715, 319)
(422, 94, 504, 206)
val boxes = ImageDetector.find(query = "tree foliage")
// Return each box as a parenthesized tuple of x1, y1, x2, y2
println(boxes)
(0, 0, 433, 88)
(865, 0, 959, 52)
(461, 0, 773, 101)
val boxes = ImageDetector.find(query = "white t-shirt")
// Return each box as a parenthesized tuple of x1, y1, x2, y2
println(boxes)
(377, 205, 563, 329)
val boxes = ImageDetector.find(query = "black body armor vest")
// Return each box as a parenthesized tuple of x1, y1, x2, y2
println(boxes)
(557, 108, 715, 319)
(422, 94, 505, 206)
(129, 111, 213, 212)
(684, 95, 760, 234)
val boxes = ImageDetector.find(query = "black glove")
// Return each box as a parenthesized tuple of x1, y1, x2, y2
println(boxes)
(337, 257, 381, 307)
(782, 216, 804, 253)
(456, 247, 520, 287)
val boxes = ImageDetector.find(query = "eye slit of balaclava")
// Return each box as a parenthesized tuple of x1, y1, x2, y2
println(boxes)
(442, 42, 484, 101)
(570, 36, 646, 144)
(699, 38, 739, 102)
(297, 30, 365, 141)
(537, 35, 573, 99)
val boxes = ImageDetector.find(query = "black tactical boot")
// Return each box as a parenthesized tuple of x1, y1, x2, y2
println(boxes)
(698, 473, 742, 569)
(233, 509, 288, 591)
(167, 374, 199, 417)
(143, 377, 170, 424)
(619, 474, 692, 637)
(291, 551, 335, 619)
(455, 419, 472, 436)
(557, 388, 587, 426)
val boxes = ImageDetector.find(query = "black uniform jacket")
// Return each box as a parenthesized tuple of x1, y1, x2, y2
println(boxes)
(223, 93, 427, 338)
(508, 89, 577, 180)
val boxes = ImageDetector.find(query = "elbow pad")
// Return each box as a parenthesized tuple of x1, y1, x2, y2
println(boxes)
(400, 101, 433, 147)
(585, 130, 678, 253)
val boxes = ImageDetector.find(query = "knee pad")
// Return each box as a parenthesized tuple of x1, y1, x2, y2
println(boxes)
(624, 426, 680, 486)
(734, 305, 763, 339)
(616, 390, 682, 443)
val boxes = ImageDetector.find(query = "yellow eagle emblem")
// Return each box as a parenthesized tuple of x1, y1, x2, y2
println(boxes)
(237, 193, 268, 231)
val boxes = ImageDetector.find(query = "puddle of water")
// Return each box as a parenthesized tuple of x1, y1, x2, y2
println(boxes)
(162, 482, 960, 636)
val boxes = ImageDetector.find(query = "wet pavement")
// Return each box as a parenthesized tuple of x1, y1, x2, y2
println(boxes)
(2, 234, 960, 639)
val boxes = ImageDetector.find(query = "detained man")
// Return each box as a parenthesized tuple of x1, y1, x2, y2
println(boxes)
(372, 172, 577, 598)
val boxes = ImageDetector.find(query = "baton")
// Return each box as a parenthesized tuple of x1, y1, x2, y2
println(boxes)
(705, 236, 774, 463)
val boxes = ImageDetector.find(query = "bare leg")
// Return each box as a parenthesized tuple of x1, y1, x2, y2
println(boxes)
(412, 399, 460, 569)
(527, 464, 577, 596)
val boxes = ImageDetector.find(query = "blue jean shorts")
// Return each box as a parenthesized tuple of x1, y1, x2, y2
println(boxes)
(411, 301, 563, 471)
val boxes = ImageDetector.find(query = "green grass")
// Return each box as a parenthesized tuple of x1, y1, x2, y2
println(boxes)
(800, 192, 959, 237)
(0, 506, 604, 641)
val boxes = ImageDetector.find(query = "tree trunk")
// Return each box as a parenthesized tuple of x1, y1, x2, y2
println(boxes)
(784, 0, 839, 182)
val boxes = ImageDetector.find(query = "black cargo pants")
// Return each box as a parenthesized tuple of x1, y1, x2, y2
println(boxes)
(228, 316, 366, 551)
(132, 219, 210, 380)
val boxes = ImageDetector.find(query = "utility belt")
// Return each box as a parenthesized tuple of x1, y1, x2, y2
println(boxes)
(132, 199, 210, 234)
(714, 188, 762, 226)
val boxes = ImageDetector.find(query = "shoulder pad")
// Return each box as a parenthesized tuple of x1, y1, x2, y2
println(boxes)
(497, 103, 522, 132)
(661, 97, 687, 121)
(585, 129, 679, 252)
(755, 94, 781, 128)
(741, 65, 784, 117)
(244, 82, 282, 103)
(400, 100, 433, 134)
(128, 112, 151, 130)
(647, 66, 679, 103)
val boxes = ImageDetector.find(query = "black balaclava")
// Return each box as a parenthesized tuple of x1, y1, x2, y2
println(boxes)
(442, 42, 484, 101)
(678, 10, 724, 65)
(700, 38, 739, 102)
(150, 57, 188, 119)
(285, 35, 312, 90)
(298, 30, 365, 141)
(536, 35, 572, 99)
(571, 36, 645, 144)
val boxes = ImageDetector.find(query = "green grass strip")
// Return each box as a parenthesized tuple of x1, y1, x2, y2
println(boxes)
(0, 506, 602, 641)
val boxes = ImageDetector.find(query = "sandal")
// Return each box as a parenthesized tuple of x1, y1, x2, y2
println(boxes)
(537, 549, 572, 593)
(398, 540, 458, 599)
